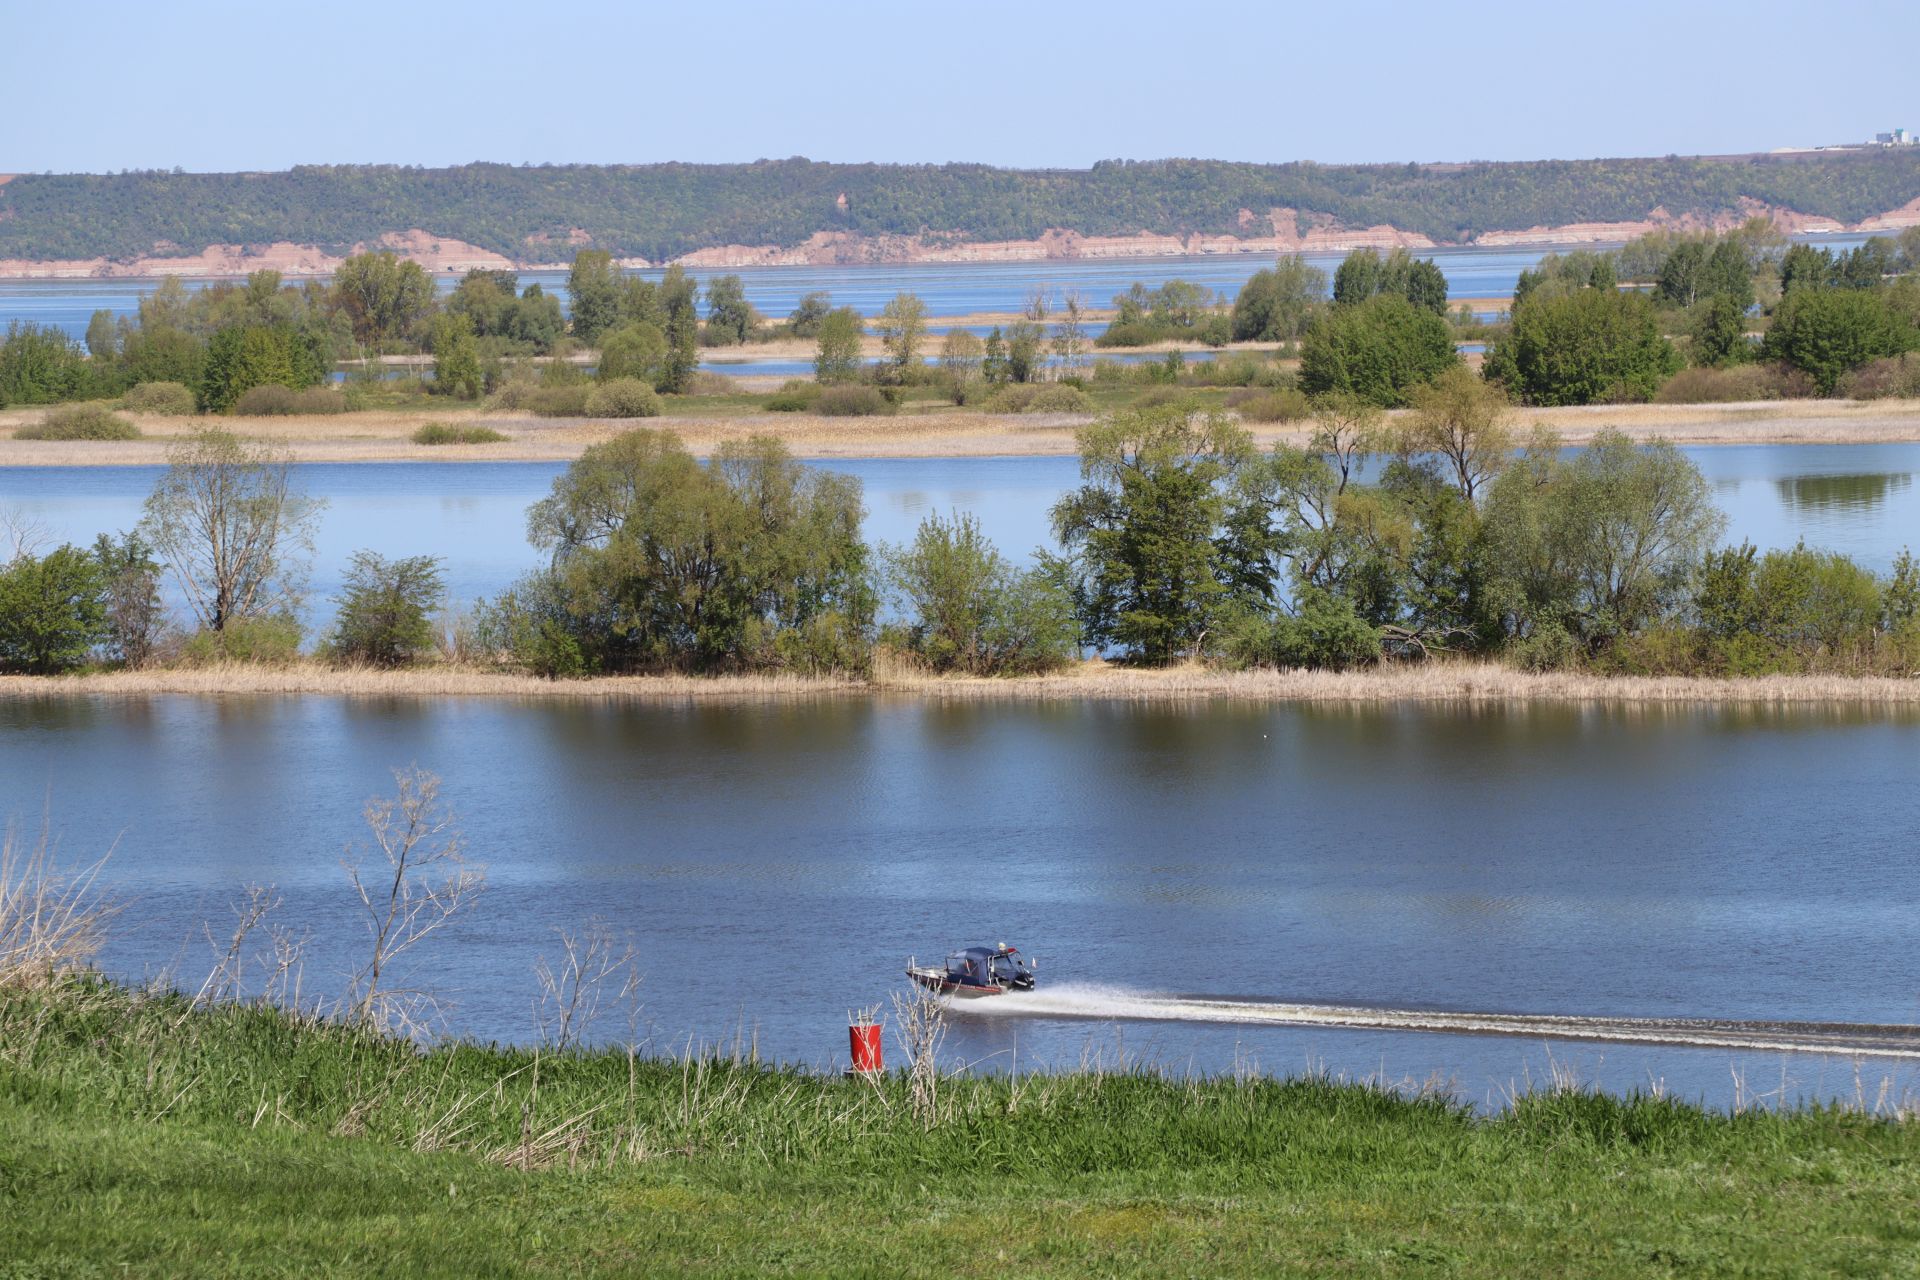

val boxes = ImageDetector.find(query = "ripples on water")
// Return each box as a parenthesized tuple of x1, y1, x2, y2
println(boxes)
(3, 695, 1918, 1110)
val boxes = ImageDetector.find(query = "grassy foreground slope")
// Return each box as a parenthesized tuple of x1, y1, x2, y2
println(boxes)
(6, 151, 1920, 263)
(3, 984, 1919, 1277)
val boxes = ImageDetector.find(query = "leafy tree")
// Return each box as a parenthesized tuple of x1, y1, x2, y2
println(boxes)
(328, 551, 446, 667)
(875, 293, 928, 382)
(597, 322, 668, 387)
(0, 322, 95, 405)
(332, 251, 436, 347)
(91, 531, 164, 666)
(120, 322, 206, 390)
(981, 327, 1009, 385)
(446, 269, 521, 336)
(138, 429, 324, 632)
(1690, 293, 1751, 368)
(1299, 294, 1457, 406)
(939, 329, 984, 401)
(1331, 248, 1448, 313)
(703, 275, 756, 345)
(1049, 406, 1258, 663)
(520, 431, 873, 672)
(1003, 320, 1044, 384)
(1703, 239, 1755, 309)
(1656, 239, 1712, 307)
(1398, 364, 1512, 500)
(886, 510, 1076, 674)
(1695, 541, 1884, 672)
(84, 310, 120, 361)
(1484, 288, 1680, 405)
(1761, 287, 1918, 394)
(429, 314, 483, 399)
(1780, 243, 1836, 295)
(1231, 256, 1326, 341)
(787, 291, 832, 338)
(0, 545, 108, 673)
(1482, 429, 1724, 649)
(566, 250, 624, 344)
(198, 324, 326, 412)
(657, 266, 701, 393)
(814, 307, 864, 383)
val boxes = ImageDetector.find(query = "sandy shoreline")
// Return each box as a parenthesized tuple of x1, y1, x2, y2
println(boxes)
(1, 661, 1916, 706)
(4, 398, 1920, 466)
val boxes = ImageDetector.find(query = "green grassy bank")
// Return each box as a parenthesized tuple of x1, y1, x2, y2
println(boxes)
(3, 982, 1918, 1276)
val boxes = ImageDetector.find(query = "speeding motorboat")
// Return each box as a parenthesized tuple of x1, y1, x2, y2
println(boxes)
(906, 944, 1036, 998)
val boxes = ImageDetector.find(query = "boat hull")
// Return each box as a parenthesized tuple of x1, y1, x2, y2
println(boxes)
(906, 966, 1012, 998)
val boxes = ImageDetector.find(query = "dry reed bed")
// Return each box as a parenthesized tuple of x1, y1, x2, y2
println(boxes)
(3, 661, 1918, 706)
(6, 398, 1920, 466)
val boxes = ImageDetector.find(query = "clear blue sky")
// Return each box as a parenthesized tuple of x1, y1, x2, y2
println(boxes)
(8, 0, 1918, 173)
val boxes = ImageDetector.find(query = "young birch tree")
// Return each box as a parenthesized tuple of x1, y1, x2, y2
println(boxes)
(138, 429, 323, 632)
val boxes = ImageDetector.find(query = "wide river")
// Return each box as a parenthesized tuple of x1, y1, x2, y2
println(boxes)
(3, 445, 1919, 1110)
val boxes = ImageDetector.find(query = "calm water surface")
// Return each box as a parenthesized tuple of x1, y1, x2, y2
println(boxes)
(4, 696, 1917, 1110)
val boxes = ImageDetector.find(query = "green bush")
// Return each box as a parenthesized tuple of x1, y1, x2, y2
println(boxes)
(179, 615, 304, 665)
(583, 378, 661, 419)
(765, 380, 821, 412)
(411, 423, 509, 445)
(1654, 363, 1814, 404)
(0, 545, 108, 672)
(1484, 288, 1680, 406)
(326, 551, 445, 667)
(982, 383, 1093, 414)
(1299, 295, 1458, 407)
(122, 381, 197, 416)
(15, 403, 140, 441)
(525, 386, 593, 417)
(231, 385, 348, 416)
(1220, 591, 1382, 671)
(1763, 287, 1919, 395)
(815, 385, 895, 416)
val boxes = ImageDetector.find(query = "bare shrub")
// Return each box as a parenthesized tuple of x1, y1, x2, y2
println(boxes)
(1838, 354, 1920, 401)
(0, 818, 117, 990)
(816, 385, 895, 417)
(531, 919, 641, 1051)
(343, 767, 486, 1033)
(1228, 388, 1312, 422)
(191, 882, 281, 1008)
(891, 970, 949, 1128)
(232, 385, 349, 416)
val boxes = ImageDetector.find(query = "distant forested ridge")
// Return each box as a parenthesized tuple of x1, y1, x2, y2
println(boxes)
(3, 153, 1919, 264)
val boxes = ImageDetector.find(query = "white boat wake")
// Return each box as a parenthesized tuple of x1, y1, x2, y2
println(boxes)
(945, 983, 1920, 1059)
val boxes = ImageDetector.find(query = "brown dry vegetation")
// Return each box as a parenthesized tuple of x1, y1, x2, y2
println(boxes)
(4, 659, 1917, 706)
(6, 397, 1920, 465)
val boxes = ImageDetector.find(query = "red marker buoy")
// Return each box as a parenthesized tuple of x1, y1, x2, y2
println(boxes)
(849, 1014, 883, 1075)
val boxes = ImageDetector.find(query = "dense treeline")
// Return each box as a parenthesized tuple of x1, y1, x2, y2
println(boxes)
(7, 413, 1914, 681)
(7, 152, 1920, 264)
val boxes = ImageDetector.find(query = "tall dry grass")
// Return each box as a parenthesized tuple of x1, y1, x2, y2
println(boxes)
(0, 819, 116, 990)
(3, 659, 1919, 706)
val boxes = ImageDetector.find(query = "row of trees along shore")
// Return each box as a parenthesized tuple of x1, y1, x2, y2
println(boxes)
(4, 413, 1916, 680)
(5, 223, 1920, 426)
